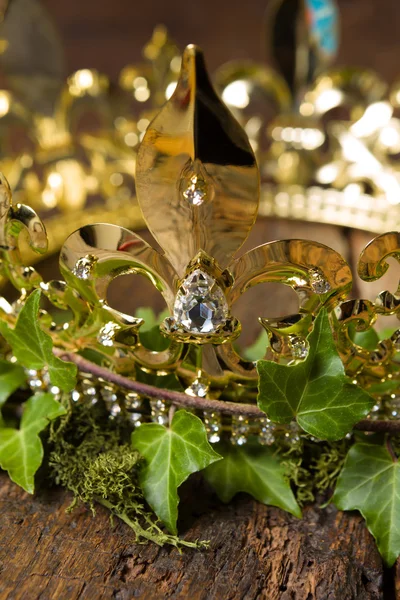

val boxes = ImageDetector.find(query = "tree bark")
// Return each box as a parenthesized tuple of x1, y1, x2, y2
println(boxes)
(0, 473, 384, 600)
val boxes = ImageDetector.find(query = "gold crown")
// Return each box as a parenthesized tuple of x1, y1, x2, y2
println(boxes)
(0, 9, 182, 258)
(215, 0, 400, 233)
(1, 0, 399, 263)
(1, 42, 400, 446)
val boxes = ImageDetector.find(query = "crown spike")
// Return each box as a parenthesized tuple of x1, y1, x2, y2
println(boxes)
(135, 44, 259, 277)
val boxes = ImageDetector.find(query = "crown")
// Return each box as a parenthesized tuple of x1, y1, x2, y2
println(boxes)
(0, 14, 182, 259)
(0, 0, 399, 266)
(215, 0, 400, 233)
(1, 41, 400, 450)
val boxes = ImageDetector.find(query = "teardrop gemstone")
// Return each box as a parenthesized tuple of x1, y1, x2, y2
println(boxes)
(173, 269, 228, 334)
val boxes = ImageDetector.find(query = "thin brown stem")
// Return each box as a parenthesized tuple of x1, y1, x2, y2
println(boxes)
(54, 349, 264, 417)
(55, 349, 400, 432)
(354, 420, 400, 433)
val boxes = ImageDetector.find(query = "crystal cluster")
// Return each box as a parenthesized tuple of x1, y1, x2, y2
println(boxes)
(150, 398, 170, 425)
(203, 411, 222, 444)
(230, 414, 251, 446)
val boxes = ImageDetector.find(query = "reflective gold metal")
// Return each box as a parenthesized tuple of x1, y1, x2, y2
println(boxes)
(1, 38, 400, 445)
(0, 0, 398, 267)
(1, 5, 400, 439)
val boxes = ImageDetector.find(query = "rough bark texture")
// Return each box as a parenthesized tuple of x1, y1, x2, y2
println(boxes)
(0, 473, 384, 600)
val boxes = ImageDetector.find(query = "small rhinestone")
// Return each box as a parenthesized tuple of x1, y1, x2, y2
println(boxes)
(182, 176, 207, 206)
(203, 411, 222, 444)
(289, 336, 309, 360)
(186, 378, 209, 398)
(230, 414, 250, 446)
(71, 390, 81, 402)
(72, 255, 96, 280)
(125, 392, 142, 411)
(309, 269, 331, 294)
(259, 417, 276, 446)
(98, 322, 121, 347)
(285, 422, 301, 444)
(109, 403, 122, 418)
(150, 398, 169, 426)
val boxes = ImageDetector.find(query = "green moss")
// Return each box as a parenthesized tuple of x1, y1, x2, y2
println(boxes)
(311, 439, 350, 494)
(48, 399, 205, 549)
(276, 434, 351, 506)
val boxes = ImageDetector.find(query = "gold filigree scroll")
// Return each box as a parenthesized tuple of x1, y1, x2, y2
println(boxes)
(217, 239, 352, 381)
(332, 232, 400, 390)
(59, 45, 355, 388)
(0, 173, 46, 292)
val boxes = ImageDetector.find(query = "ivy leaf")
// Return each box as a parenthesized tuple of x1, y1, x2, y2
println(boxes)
(131, 410, 222, 534)
(0, 290, 77, 392)
(204, 442, 301, 518)
(0, 360, 26, 422)
(333, 442, 400, 566)
(257, 310, 374, 440)
(0, 392, 66, 493)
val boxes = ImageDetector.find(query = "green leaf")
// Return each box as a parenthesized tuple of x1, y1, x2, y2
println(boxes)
(257, 310, 374, 440)
(0, 359, 26, 414)
(0, 392, 66, 493)
(204, 442, 301, 517)
(131, 410, 221, 533)
(333, 442, 400, 566)
(0, 290, 77, 392)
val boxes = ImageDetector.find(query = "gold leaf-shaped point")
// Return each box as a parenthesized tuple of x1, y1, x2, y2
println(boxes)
(136, 44, 259, 277)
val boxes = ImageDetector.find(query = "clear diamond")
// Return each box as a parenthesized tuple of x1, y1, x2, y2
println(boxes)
(150, 398, 169, 425)
(259, 417, 275, 446)
(182, 177, 207, 206)
(98, 322, 121, 346)
(185, 378, 209, 398)
(231, 414, 250, 446)
(173, 269, 228, 334)
(289, 335, 308, 360)
(109, 403, 121, 418)
(72, 255, 95, 280)
(285, 422, 301, 444)
(309, 269, 331, 294)
(203, 411, 222, 444)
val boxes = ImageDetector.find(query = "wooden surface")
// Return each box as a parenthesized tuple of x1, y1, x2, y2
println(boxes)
(0, 473, 386, 600)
